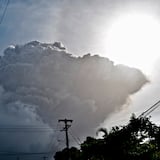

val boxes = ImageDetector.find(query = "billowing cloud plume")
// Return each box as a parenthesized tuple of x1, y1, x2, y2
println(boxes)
(0, 41, 148, 159)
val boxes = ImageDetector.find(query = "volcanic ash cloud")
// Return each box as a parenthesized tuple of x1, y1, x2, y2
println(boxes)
(0, 41, 148, 146)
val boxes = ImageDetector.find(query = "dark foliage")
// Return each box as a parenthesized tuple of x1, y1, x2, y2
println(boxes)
(54, 115, 160, 160)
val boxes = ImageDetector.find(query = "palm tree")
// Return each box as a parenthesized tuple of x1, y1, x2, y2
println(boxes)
(96, 128, 108, 138)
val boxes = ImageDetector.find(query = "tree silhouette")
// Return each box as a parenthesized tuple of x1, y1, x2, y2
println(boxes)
(54, 115, 160, 160)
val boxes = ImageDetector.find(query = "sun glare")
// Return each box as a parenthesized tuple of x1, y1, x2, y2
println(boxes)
(104, 12, 160, 75)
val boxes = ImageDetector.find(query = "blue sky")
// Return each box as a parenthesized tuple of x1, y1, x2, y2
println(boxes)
(0, 0, 138, 54)
(0, 0, 61, 52)
(1, 0, 160, 55)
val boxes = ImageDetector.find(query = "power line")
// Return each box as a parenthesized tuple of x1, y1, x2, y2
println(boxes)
(0, 152, 50, 156)
(138, 100, 160, 118)
(0, 124, 57, 128)
(0, 125, 57, 133)
(46, 123, 61, 159)
(0, 130, 54, 133)
(0, 151, 51, 160)
(0, 0, 4, 9)
(0, 0, 9, 25)
(70, 128, 81, 144)
(69, 130, 80, 146)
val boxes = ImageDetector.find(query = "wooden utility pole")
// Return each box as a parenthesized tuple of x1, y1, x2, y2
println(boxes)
(58, 118, 73, 149)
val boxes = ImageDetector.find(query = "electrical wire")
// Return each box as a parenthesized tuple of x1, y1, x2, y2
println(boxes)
(0, 152, 50, 155)
(0, 0, 4, 9)
(138, 100, 160, 118)
(0, 151, 51, 159)
(46, 123, 63, 160)
(0, 0, 9, 25)
(70, 128, 81, 144)
(69, 132, 80, 146)
(0, 125, 57, 133)
(69, 130, 81, 146)
(0, 124, 58, 158)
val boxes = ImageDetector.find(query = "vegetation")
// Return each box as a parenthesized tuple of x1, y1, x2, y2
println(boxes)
(54, 115, 160, 160)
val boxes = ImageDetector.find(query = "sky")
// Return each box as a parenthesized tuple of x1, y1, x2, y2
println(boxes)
(1, 0, 160, 159)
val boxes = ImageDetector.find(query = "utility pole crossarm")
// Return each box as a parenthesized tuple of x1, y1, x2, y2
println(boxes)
(58, 119, 73, 123)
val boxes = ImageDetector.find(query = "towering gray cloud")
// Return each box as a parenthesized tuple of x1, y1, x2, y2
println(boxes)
(0, 41, 147, 159)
